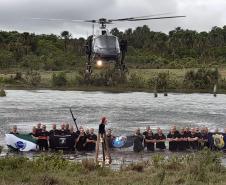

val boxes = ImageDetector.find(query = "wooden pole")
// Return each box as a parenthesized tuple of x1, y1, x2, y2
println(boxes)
(95, 133, 111, 166)
(213, 84, 217, 97)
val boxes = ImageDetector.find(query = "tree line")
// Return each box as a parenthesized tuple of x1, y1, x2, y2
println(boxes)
(0, 25, 226, 70)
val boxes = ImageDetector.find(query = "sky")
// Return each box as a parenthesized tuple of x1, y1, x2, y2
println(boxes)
(0, 0, 226, 38)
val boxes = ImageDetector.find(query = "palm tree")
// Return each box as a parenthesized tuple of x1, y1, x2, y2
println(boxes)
(61, 31, 71, 52)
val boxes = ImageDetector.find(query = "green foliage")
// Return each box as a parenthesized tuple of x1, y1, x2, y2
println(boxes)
(0, 150, 225, 185)
(1, 26, 226, 72)
(184, 68, 220, 89)
(24, 70, 41, 87)
(0, 50, 15, 68)
(125, 162, 145, 172)
(52, 72, 67, 87)
(128, 72, 146, 88)
(0, 88, 6, 97)
(151, 154, 165, 168)
(155, 72, 170, 90)
(81, 159, 98, 172)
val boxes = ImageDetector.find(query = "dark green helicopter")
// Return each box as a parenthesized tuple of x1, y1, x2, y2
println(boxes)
(82, 14, 185, 75)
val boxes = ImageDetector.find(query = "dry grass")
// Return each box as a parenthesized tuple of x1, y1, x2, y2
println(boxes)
(0, 150, 225, 185)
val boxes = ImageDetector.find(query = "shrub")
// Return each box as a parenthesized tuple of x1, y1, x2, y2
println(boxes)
(14, 72, 23, 80)
(184, 68, 220, 89)
(125, 162, 145, 172)
(24, 70, 41, 87)
(52, 72, 67, 87)
(81, 159, 97, 171)
(128, 72, 146, 88)
(0, 88, 6, 97)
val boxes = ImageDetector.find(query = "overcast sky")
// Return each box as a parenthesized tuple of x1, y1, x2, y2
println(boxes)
(0, 0, 226, 38)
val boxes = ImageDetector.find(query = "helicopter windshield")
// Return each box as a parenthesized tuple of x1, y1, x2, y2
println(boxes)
(93, 35, 120, 50)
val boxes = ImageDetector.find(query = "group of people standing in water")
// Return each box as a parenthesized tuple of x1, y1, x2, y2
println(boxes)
(10, 121, 114, 152)
(133, 125, 226, 152)
(10, 122, 226, 152)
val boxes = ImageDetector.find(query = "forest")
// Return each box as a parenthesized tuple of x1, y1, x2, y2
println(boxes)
(0, 25, 226, 92)
(0, 25, 226, 70)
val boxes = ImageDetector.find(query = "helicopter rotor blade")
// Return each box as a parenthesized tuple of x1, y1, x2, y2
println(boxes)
(31, 17, 90, 23)
(125, 15, 186, 21)
(83, 20, 97, 23)
(109, 12, 173, 22)
(31, 14, 185, 25)
(31, 18, 66, 21)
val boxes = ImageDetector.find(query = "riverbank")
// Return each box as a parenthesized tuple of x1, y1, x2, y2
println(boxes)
(4, 85, 226, 94)
(0, 150, 225, 185)
(1, 68, 226, 94)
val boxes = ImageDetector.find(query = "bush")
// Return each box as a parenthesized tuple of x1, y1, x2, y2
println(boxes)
(124, 162, 147, 172)
(148, 72, 170, 91)
(81, 159, 97, 171)
(128, 72, 146, 88)
(0, 88, 6, 97)
(24, 70, 41, 87)
(184, 68, 220, 89)
(14, 72, 23, 80)
(52, 72, 67, 87)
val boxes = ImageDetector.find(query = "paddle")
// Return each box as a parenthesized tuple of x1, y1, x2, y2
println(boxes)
(70, 108, 79, 131)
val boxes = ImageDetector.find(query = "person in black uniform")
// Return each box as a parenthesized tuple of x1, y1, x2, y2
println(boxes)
(142, 126, 150, 148)
(29, 126, 38, 138)
(144, 129, 155, 151)
(106, 129, 115, 148)
(155, 129, 166, 150)
(133, 128, 144, 152)
(35, 123, 42, 137)
(178, 128, 187, 151)
(167, 128, 179, 151)
(59, 123, 67, 135)
(184, 127, 191, 149)
(65, 123, 70, 135)
(10, 125, 19, 134)
(85, 128, 97, 152)
(172, 125, 180, 135)
(49, 124, 59, 150)
(75, 126, 83, 137)
(188, 128, 200, 150)
(99, 117, 107, 136)
(143, 126, 150, 137)
(85, 128, 90, 136)
(199, 127, 209, 149)
(76, 128, 87, 152)
(38, 125, 49, 151)
(67, 126, 76, 151)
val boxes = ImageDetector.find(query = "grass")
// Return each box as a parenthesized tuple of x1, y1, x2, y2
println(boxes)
(0, 149, 225, 185)
(1, 67, 226, 93)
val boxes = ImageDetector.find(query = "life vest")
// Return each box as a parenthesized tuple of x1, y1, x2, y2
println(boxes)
(213, 134, 225, 149)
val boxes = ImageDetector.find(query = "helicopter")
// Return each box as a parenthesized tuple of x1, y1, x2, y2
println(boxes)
(81, 14, 185, 75)
(32, 14, 185, 76)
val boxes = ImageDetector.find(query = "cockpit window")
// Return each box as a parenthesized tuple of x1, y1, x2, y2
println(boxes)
(93, 35, 120, 50)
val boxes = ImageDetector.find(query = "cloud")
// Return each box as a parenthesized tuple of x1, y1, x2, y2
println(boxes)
(0, 0, 225, 38)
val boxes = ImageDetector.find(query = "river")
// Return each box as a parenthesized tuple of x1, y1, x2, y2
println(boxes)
(1, 90, 226, 167)
(1, 90, 226, 144)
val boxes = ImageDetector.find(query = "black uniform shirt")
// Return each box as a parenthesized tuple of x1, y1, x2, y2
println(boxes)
(86, 134, 97, 151)
(99, 123, 105, 134)
(155, 133, 166, 149)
